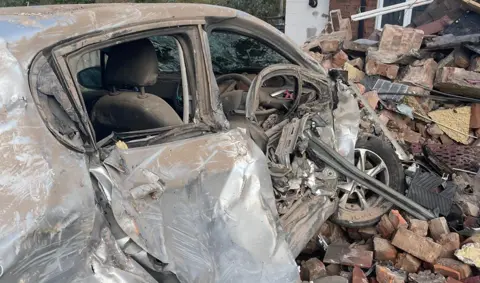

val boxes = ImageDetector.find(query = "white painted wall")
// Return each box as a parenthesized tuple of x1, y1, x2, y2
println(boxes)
(285, 0, 330, 46)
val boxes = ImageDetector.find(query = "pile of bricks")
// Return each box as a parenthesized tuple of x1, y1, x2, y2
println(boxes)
(298, 210, 480, 283)
(303, 11, 480, 147)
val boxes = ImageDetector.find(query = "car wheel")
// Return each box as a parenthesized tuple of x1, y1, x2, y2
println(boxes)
(331, 135, 405, 228)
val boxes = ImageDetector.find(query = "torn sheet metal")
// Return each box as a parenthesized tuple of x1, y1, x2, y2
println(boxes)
(103, 129, 300, 283)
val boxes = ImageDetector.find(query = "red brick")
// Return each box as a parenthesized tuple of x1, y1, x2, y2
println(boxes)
(377, 214, 395, 239)
(348, 57, 364, 70)
(437, 233, 460, 258)
(320, 39, 342, 53)
(395, 253, 421, 273)
(388, 210, 408, 229)
(409, 219, 428, 237)
(429, 217, 450, 241)
(434, 67, 480, 98)
(365, 58, 399, 80)
(378, 25, 424, 55)
(399, 58, 438, 89)
(322, 59, 333, 71)
(374, 237, 397, 261)
(434, 258, 472, 280)
(471, 104, 480, 129)
(391, 227, 442, 263)
(300, 258, 327, 281)
(332, 50, 349, 68)
(416, 15, 453, 35)
(362, 91, 379, 109)
(376, 265, 407, 283)
(352, 266, 368, 283)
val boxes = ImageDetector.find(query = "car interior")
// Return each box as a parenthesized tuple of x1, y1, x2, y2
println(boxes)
(74, 30, 320, 143)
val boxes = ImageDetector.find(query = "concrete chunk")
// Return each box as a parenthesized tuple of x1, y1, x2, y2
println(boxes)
(391, 227, 443, 263)
(434, 67, 480, 98)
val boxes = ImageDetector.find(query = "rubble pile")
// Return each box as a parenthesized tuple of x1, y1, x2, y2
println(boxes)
(298, 7, 480, 283)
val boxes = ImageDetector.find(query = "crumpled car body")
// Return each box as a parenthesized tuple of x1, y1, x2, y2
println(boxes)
(0, 4, 337, 283)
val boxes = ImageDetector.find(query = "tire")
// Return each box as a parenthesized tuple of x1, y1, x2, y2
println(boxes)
(331, 135, 405, 228)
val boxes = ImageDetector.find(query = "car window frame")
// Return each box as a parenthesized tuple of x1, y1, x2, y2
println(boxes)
(48, 22, 215, 149)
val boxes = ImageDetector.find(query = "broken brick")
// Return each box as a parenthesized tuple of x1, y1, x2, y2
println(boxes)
(348, 57, 364, 70)
(378, 25, 424, 55)
(332, 50, 349, 68)
(365, 55, 399, 79)
(377, 214, 395, 239)
(470, 56, 480, 73)
(376, 265, 407, 283)
(402, 129, 422, 144)
(344, 63, 365, 82)
(389, 210, 408, 229)
(429, 217, 450, 241)
(399, 58, 438, 89)
(434, 258, 472, 280)
(435, 67, 480, 98)
(437, 233, 460, 258)
(319, 39, 342, 53)
(391, 227, 443, 263)
(352, 266, 368, 283)
(363, 91, 379, 109)
(409, 219, 428, 237)
(323, 244, 373, 268)
(374, 237, 397, 261)
(454, 48, 471, 69)
(395, 253, 421, 273)
(300, 258, 327, 281)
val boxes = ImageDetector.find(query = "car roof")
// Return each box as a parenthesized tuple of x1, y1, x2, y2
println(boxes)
(0, 3, 239, 65)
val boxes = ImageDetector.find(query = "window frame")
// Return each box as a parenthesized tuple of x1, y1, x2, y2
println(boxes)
(47, 22, 215, 149)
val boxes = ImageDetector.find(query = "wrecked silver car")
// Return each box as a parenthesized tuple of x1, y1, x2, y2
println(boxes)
(0, 3, 433, 283)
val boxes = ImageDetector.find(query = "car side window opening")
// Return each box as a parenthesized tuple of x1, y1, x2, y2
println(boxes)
(73, 35, 193, 141)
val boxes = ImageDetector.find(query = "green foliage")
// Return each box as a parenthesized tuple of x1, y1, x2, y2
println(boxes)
(0, 0, 281, 19)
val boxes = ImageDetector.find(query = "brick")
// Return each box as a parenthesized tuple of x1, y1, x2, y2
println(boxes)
(323, 244, 373, 268)
(395, 253, 421, 273)
(355, 83, 366, 95)
(378, 25, 424, 55)
(322, 59, 333, 71)
(300, 258, 327, 281)
(409, 219, 428, 237)
(416, 15, 453, 35)
(464, 276, 480, 283)
(434, 67, 480, 98)
(332, 50, 349, 68)
(402, 129, 422, 144)
(429, 217, 450, 241)
(376, 265, 407, 283)
(348, 57, 364, 70)
(437, 233, 460, 258)
(326, 264, 341, 276)
(438, 51, 455, 69)
(388, 210, 408, 229)
(454, 48, 471, 69)
(377, 214, 395, 239)
(352, 266, 368, 283)
(391, 227, 443, 263)
(365, 58, 399, 80)
(362, 91, 379, 109)
(374, 237, 397, 261)
(471, 104, 480, 129)
(470, 56, 480, 73)
(434, 258, 472, 280)
(459, 200, 480, 217)
(344, 63, 365, 82)
(399, 58, 438, 89)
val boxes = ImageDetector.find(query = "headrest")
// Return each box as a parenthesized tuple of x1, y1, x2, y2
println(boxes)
(105, 39, 158, 88)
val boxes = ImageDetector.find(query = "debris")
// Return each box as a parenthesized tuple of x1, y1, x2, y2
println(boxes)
(429, 217, 450, 241)
(377, 214, 396, 239)
(409, 219, 429, 237)
(326, 264, 342, 276)
(395, 253, 422, 273)
(470, 56, 480, 73)
(408, 270, 446, 283)
(348, 58, 364, 70)
(313, 275, 349, 283)
(378, 25, 424, 55)
(391, 227, 443, 263)
(435, 67, 480, 99)
(399, 58, 438, 90)
(459, 201, 480, 217)
(376, 265, 407, 283)
(374, 237, 397, 261)
(388, 210, 408, 230)
(455, 242, 480, 268)
(344, 62, 365, 82)
(454, 48, 471, 69)
(427, 124, 445, 137)
(416, 15, 454, 35)
(433, 258, 472, 280)
(323, 244, 374, 268)
(352, 266, 368, 283)
(332, 50, 349, 68)
(300, 258, 327, 281)
(438, 233, 461, 258)
(470, 103, 480, 128)
(425, 34, 480, 50)
(428, 106, 471, 144)
(363, 91, 380, 109)
(365, 56, 399, 80)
